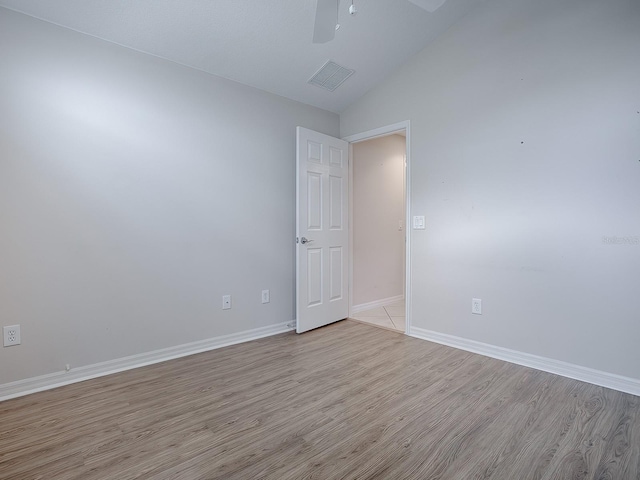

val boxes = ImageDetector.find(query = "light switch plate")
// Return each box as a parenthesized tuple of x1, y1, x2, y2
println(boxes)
(413, 216, 425, 229)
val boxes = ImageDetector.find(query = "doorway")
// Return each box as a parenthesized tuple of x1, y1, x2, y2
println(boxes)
(344, 122, 411, 334)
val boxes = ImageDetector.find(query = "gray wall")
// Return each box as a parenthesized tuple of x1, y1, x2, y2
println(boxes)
(0, 8, 339, 384)
(352, 135, 406, 306)
(341, 0, 640, 379)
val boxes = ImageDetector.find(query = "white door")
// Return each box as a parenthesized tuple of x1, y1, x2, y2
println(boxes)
(296, 127, 349, 333)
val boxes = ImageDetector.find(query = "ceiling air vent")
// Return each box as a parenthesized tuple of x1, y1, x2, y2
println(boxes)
(308, 61, 355, 92)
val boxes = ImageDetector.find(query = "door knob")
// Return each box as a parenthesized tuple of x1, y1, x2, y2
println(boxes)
(300, 237, 313, 245)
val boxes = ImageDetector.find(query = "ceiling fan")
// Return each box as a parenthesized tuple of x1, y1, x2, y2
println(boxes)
(313, 0, 448, 43)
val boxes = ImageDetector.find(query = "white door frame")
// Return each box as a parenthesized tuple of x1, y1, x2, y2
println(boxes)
(343, 121, 411, 334)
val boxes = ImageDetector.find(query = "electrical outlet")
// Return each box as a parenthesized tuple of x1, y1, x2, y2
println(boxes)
(3, 325, 21, 347)
(261, 289, 270, 304)
(412, 215, 426, 229)
(472, 298, 482, 315)
(222, 295, 231, 310)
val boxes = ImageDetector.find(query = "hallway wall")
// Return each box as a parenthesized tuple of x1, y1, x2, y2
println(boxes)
(352, 134, 406, 307)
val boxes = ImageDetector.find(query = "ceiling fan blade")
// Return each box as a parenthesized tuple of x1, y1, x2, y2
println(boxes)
(313, 0, 339, 44)
(407, 0, 448, 13)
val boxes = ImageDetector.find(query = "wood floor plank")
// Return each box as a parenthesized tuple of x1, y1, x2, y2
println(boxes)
(1, 320, 639, 479)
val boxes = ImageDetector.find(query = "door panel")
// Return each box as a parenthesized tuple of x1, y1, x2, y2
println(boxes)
(329, 246, 343, 301)
(329, 146, 343, 167)
(296, 127, 349, 333)
(329, 175, 343, 230)
(307, 248, 323, 307)
(307, 173, 322, 230)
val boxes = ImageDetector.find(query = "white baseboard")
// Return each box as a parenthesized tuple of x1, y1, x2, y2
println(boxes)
(351, 295, 404, 314)
(0, 322, 294, 402)
(410, 327, 640, 397)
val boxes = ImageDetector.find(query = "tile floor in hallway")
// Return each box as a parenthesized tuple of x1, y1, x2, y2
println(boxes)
(349, 300, 405, 332)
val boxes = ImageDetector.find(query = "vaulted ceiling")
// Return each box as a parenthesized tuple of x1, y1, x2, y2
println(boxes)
(0, 0, 485, 113)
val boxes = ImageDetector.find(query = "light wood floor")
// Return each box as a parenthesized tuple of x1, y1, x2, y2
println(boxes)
(1, 321, 639, 479)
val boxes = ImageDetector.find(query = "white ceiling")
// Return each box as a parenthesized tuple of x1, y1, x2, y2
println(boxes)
(0, 0, 485, 113)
